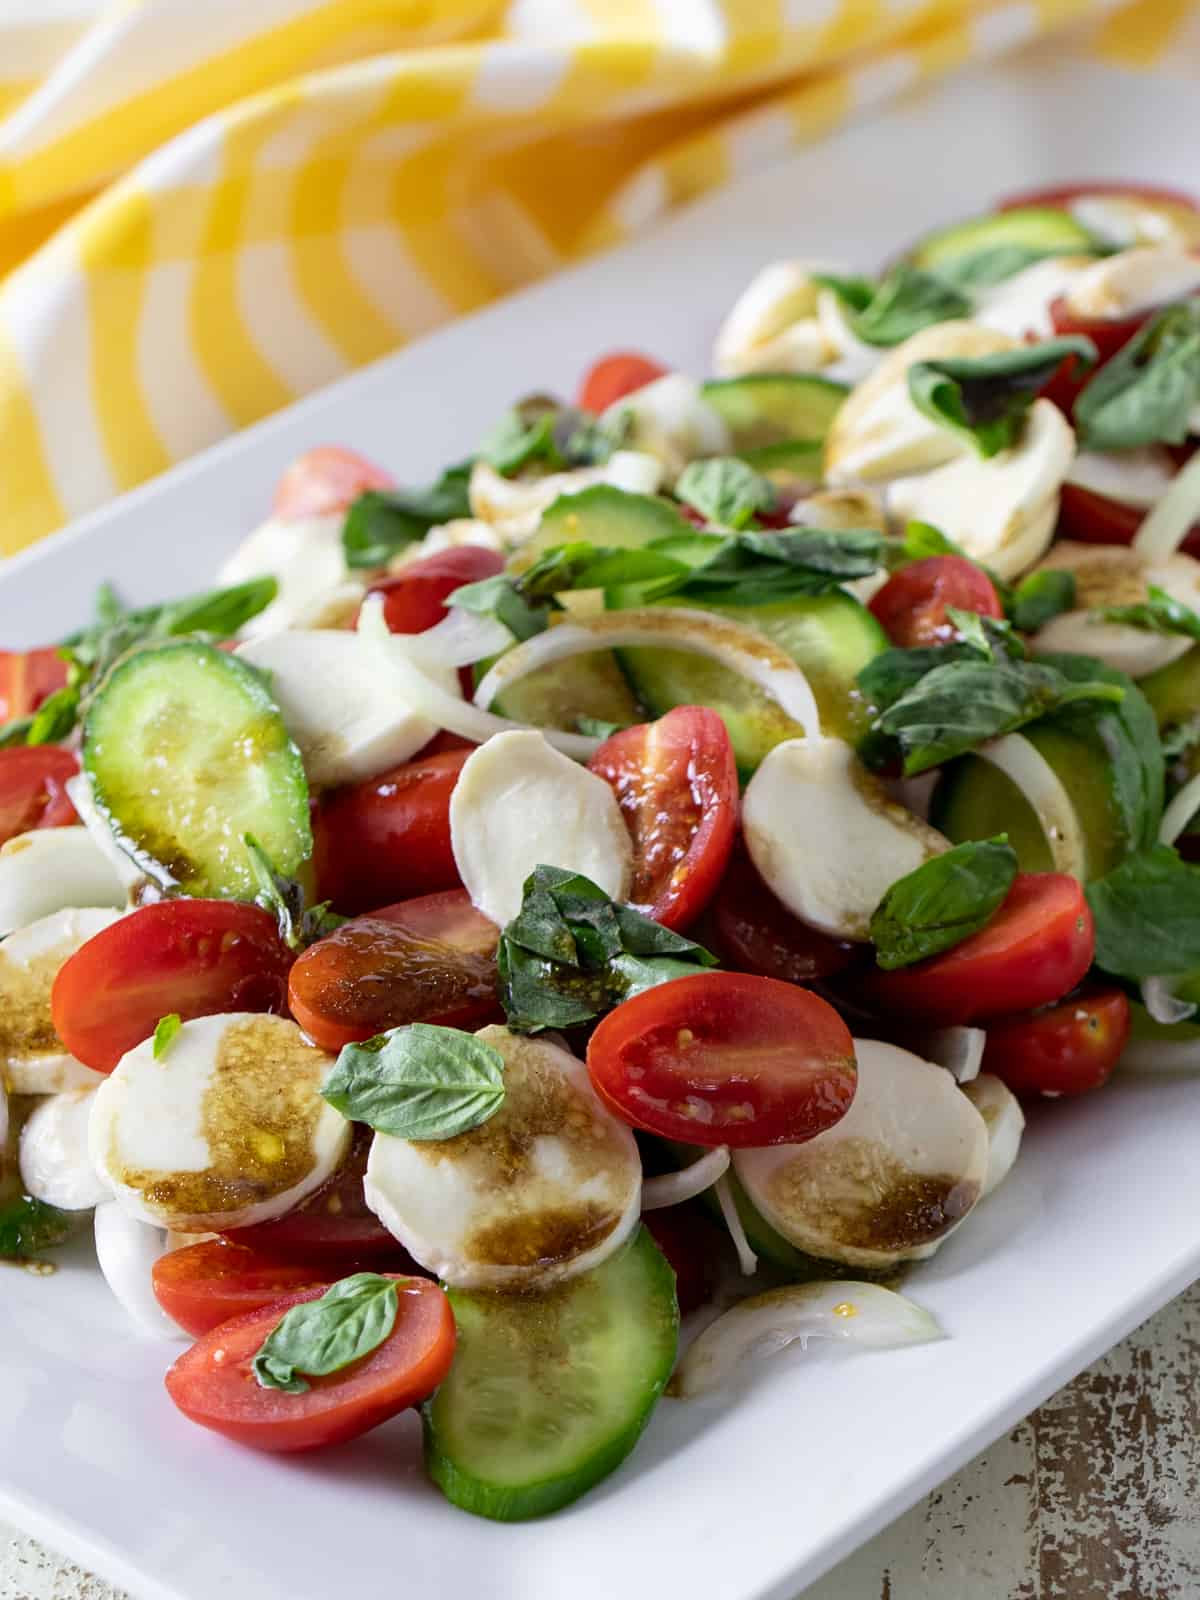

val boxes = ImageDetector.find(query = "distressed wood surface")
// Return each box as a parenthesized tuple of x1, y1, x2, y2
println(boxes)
(5, 1282, 1200, 1600)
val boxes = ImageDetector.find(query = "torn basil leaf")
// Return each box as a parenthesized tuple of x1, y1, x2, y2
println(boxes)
(908, 337, 1096, 457)
(447, 574, 555, 642)
(152, 1014, 182, 1061)
(244, 834, 344, 951)
(1086, 844, 1200, 980)
(253, 1273, 400, 1395)
(322, 1023, 506, 1140)
(341, 464, 472, 569)
(675, 457, 775, 530)
(1100, 583, 1200, 642)
(480, 395, 628, 477)
(818, 266, 971, 347)
(1075, 302, 1200, 451)
(1009, 569, 1077, 632)
(870, 836, 1018, 970)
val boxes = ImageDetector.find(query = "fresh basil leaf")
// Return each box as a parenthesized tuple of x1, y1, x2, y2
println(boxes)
(157, 577, 281, 640)
(25, 682, 81, 746)
(870, 836, 1018, 970)
(1075, 303, 1200, 451)
(0, 1194, 73, 1260)
(809, 272, 875, 314)
(908, 337, 1096, 457)
(0, 716, 34, 749)
(252, 1273, 400, 1395)
(447, 574, 553, 642)
(675, 457, 775, 530)
(1099, 583, 1200, 642)
(943, 608, 1023, 660)
(341, 464, 472, 570)
(819, 265, 970, 347)
(931, 243, 1074, 291)
(94, 581, 124, 628)
(1086, 844, 1200, 980)
(669, 527, 885, 606)
(576, 715, 621, 740)
(152, 1014, 182, 1060)
(480, 396, 627, 477)
(1010, 569, 1077, 631)
(516, 542, 686, 604)
(322, 1022, 506, 1139)
(244, 834, 344, 951)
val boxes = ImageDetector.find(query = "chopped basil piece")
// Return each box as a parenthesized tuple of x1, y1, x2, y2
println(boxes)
(576, 715, 622, 740)
(253, 1273, 400, 1395)
(244, 833, 344, 951)
(480, 396, 628, 477)
(448, 574, 555, 642)
(908, 337, 1096, 457)
(674, 457, 775, 529)
(1010, 569, 1077, 632)
(322, 1023, 506, 1140)
(1100, 583, 1200, 642)
(341, 463, 472, 569)
(1075, 302, 1200, 451)
(870, 837, 1018, 970)
(1086, 845, 1200, 980)
(818, 266, 971, 347)
(152, 1014, 182, 1060)
(0, 1194, 73, 1260)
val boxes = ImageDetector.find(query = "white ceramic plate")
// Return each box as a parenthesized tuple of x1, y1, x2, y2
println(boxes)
(4, 42, 1199, 1600)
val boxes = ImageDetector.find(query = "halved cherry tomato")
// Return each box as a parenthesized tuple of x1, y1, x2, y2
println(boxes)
(998, 181, 1200, 214)
(588, 707, 737, 931)
(226, 1126, 408, 1264)
(165, 1274, 455, 1453)
(861, 872, 1094, 1027)
(52, 900, 293, 1073)
(365, 545, 506, 636)
(641, 1205, 719, 1315)
(287, 889, 500, 1053)
(0, 647, 69, 724)
(586, 971, 857, 1148)
(981, 986, 1130, 1098)
(1057, 480, 1200, 561)
(577, 350, 668, 414)
(153, 1241, 336, 1338)
(869, 556, 1004, 648)
(706, 846, 863, 984)
(317, 747, 468, 915)
(272, 446, 395, 521)
(0, 746, 78, 847)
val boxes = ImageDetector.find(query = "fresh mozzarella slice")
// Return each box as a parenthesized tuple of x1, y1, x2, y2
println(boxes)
(1071, 195, 1200, 252)
(788, 486, 885, 533)
(961, 1073, 1025, 1198)
(89, 1013, 350, 1232)
(1066, 447, 1175, 510)
(93, 1202, 185, 1340)
(64, 771, 143, 892)
(601, 375, 730, 478)
(974, 256, 1094, 339)
(217, 513, 365, 638)
(364, 1026, 641, 1290)
(741, 736, 947, 942)
(816, 290, 883, 384)
(468, 451, 663, 546)
(0, 907, 122, 1094)
(1031, 542, 1200, 677)
(1061, 247, 1200, 322)
(449, 729, 632, 927)
(825, 322, 1016, 484)
(886, 399, 1074, 579)
(0, 828, 128, 937)
(236, 628, 454, 787)
(19, 1090, 108, 1211)
(733, 1038, 989, 1269)
(714, 261, 837, 377)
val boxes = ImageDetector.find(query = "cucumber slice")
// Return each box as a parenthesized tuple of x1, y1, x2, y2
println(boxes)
(83, 641, 311, 899)
(908, 207, 1101, 287)
(739, 439, 824, 486)
(1140, 644, 1200, 732)
(701, 374, 848, 450)
(618, 591, 888, 773)
(423, 1226, 678, 1521)
(509, 484, 689, 574)
(490, 650, 641, 731)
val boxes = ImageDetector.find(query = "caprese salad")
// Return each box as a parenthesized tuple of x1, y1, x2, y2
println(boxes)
(4, 178, 1200, 1520)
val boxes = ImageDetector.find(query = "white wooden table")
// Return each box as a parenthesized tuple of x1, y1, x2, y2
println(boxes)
(5, 1280, 1199, 1600)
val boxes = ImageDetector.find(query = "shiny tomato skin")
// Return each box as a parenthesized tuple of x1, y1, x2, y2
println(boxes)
(1057, 480, 1200, 561)
(588, 707, 737, 931)
(587, 971, 857, 1148)
(287, 889, 500, 1053)
(982, 986, 1130, 1098)
(641, 1205, 719, 1315)
(998, 181, 1200, 213)
(577, 351, 668, 414)
(0, 647, 68, 724)
(0, 746, 79, 847)
(164, 1275, 455, 1453)
(51, 900, 293, 1073)
(317, 748, 468, 915)
(365, 545, 506, 636)
(272, 446, 394, 521)
(707, 846, 863, 984)
(869, 556, 1004, 648)
(153, 1242, 336, 1338)
(862, 872, 1095, 1027)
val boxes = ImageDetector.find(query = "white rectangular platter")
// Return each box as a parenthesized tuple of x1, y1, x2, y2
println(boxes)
(3, 41, 1199, 1600)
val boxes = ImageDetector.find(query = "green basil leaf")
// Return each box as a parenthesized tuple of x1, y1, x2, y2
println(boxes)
(870, 836, 1018, 970)
(480, 396, 627, 477)
(0, 1195, 73, 1260)
(152, 1014, 182, 1060)
(820, 265, 970, 347)
(93, 581, 124, 628)
(252, 1273, 400, 1395)
(322, 1022, 506, 1139)
(1100, 583, 1200, 642)
(1010, 569, 1077, 631)
(447, 574, 553, 642)
(942, 608, 1023, 660)
(576, 715, 621, 740)
(1075, 303, 1200, 451)
(516, 542, 687, 604)
(244, 833, 343, 950)
(25, 683, 81, 746)
(0, 716, 34, 749)
(669, 527, 885, 607)
(930, 243, 1072, 291)
(341, 465, 472, 570)
(809, 271, 875, 314)
(675, 457, 775, 530)
(908, 337, 1096, 457)
(1086, 844, 1200, 980)
(157, 577, 281, 639)
(1164, 715, 1200, 761)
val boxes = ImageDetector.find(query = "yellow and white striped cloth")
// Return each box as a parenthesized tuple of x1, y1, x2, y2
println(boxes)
(0, 0, 1191, 556)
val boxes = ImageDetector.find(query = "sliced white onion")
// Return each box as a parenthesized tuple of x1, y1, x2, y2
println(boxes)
(402, 607, 514, 671)
(93, 1202, 186, 1341)
(1160, 771, 1200, 847)
(642, 1147, 730, 1211)
(975, 733, 1088, 878)
(908, 1026, 986, 1084)
(1140, 974, 1197, 1025)
(1134, 450, 1200, 563)
(474, 607, 821, 743)
(961, 1073, 1025, 1197)
(671, 1281, 943, 1398)
(358, 595, 600, 759)
(714, 1174, 758, 1277)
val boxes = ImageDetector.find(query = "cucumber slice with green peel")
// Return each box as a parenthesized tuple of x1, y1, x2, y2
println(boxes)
(489, 649, 641, 731)
(701, 374, 848, 450)
(739, 439, 824, 489)
(1140, 644, 1200, 732)
(907, 207, 1103, 286)
(423, 1226, 678, 1521)
(933, 751, 1054, 874)
(83, 641, 311, 900)
(508, 484, 690, 574)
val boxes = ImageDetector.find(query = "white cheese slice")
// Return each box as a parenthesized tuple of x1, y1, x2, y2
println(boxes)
(1062, 246, 1200, 322)
(1071, 195, 1200, 251)
(962, 1073, 1025, 1197)
(714, 260, 836, 377)
(93, 1202, 186, 1340)
(0, 828, 128, 937)
(468, 451, 664, 546)
(0, 906, 123, 1093)
(974, 256, 1093, 339)
(217, 512, 365, 638)
(20, 1089, 109, 1210)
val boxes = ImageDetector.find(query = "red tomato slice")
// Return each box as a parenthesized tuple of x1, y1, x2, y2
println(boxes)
(317, 747, 468, 915)
(981, 986, 1130, 1098)
(272, 446, 395, 521)
(0, 647, 69, 724)
(164, 1274, 455, 1453)
(587, 707, 737, 931)
(862, 872, 1095, 1027)
(641, 1205, 719, 1315)
(577, 351, 668, 414)
(287, 889, 500, 1052)
(153, 1242, 336, 1338)
(869, 556, 1004, 648)
(365, 545, 506, 636)
(586, 971, 857, 1148)
(0, 746, 79, 847)
(51, 900, 293, 1073)
(706, 846, 863, 984)
(1057, 480, 1200, 561)
(998, 181, 1200, 214)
